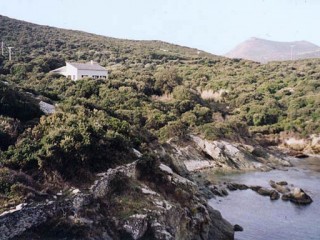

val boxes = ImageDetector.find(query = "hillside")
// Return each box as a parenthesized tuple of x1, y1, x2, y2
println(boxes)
(0, 15, 319, 239)
(225, 37, 320, 63)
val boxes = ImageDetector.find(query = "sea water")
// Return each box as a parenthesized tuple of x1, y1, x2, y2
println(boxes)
(208, 157, 320, 240)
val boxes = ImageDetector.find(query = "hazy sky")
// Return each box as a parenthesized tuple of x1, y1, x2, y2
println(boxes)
(0, 0, 319, 55)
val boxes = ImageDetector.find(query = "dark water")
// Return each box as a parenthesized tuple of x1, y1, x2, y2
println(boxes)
(208, 157, 320, 240)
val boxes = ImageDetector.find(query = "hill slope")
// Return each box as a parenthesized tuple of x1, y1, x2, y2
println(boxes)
(0, 15, 319, 239)
(225, 37, 320, 63)
(0, 15, 220, 65)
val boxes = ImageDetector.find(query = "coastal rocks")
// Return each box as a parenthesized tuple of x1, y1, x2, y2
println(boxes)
(209, 186, 228, 197)
(282, 188, 313, 204)
(257, 188, 280, 200)
(0, 200, 72, 240)
(269, 180, 290, 194)
(233, 224, 244, 232)
(226, 183, 248, 191)
(214, 180, 312, 205)
(158, 135, 290, 176)
(0, 160, 235, 240)
(281, 134, 320, 154)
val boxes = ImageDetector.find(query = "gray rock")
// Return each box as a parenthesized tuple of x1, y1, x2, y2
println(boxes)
(276, 181, 288, 186)
(282, 188, 313, 205)
(270, 190, 280, 200)
(233, 224, 244, 232)
(269, 180, 290, 194)
(227, 183, 248, 191)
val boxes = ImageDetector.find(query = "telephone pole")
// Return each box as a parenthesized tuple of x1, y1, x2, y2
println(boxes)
(290, 45, 295, 61)
(8, 47, 13, 61)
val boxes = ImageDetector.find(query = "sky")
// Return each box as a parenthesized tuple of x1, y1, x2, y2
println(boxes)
(0, 0, 319, 55)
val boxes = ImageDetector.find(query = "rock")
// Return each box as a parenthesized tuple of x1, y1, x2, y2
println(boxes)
(123, 214, 148, 240)
(282, 188, 313, 204)
(71, 188, 80, 194)
(249, 185, 262, 191)
(221, 189, 229, 196)
(208, 207, 234, 240)
(233, 224, 244, 232)
(227, 183, 248, 191)
(291, 188, 313, 204)
(0, 200, 72, 240)
(226, 183, 237, 191)
(270, 190, 280, 200)
(0, 160, 235, 240)
(251, 185, 280, 200)
(295, 153, 309, 159)
(269, 180, 290, 194)
(257, 187, 274, 196)
(281, 194, 290, 201)
(210, 186, 228, 197)
(276, 181, 288, 186)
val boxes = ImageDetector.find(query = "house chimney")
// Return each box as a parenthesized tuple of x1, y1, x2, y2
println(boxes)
(90, 60, 93, 65)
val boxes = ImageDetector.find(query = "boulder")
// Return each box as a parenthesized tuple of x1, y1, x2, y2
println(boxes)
(270, 190, 280, 200)
(233, 224, 243, 232)
(257, 187, 274, 196)
(255, 187, 280, 200)
(269, 180, 290, 194)
(276, 181, 288, 186)
(227, 183, 248, 191)
(249, 185, 262, 192)
(281, 188, 313, 204)
(209, 186, 228, 197)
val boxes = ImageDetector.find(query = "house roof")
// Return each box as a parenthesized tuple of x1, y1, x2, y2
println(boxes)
(67, 61, 107, 71)
(50, 66, 66, 73)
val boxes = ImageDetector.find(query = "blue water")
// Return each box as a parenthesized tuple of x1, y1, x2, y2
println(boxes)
(208, 157, 320, 240)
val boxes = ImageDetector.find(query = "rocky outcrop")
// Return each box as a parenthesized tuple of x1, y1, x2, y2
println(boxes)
(0, 161, 235, 240)
(163, 135, 290, 173)
(280, 134, 320, 155)
(212, 180, 313, 205)
(282, 188, 313, 205)
(0, 200, 72, 240)
(269, 180, 290, 194)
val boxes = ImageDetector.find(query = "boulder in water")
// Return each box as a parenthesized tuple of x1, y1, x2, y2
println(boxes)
(233, 224, 243, 232)
(282, 188, 313, 205)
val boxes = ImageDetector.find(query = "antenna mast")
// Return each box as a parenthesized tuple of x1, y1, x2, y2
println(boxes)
(8, 47, 13, 61)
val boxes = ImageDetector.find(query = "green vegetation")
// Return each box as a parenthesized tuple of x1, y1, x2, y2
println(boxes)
(0, 15, 319, 190)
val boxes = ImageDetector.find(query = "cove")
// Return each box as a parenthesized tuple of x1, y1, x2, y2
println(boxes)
(208, 157, 320, 240)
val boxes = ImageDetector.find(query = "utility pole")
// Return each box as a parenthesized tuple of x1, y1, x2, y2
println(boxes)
(8, 47, 13, 61)
(1, 41, 3, 56)
(290, 45, 295, 61)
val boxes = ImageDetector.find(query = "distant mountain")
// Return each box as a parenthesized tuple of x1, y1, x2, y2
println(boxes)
(225, 37, 320, 63)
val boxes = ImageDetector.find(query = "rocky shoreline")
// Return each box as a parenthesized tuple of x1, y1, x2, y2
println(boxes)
(208, 180, 313, 205)
(0, 159, 235, 240)
(0, 134, 316, 240)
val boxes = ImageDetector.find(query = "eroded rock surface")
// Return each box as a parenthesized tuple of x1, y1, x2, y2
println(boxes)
(0, 161, 234, 240)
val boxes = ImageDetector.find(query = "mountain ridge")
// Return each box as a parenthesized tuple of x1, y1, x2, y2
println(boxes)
(225, 37, 320, 63)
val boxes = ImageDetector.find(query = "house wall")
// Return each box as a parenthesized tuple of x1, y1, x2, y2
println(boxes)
(77, 69, 108, 80)
(65, 63, 78, 80)
(52, 62, 108, 81)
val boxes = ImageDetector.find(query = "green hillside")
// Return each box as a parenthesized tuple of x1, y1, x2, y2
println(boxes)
(0, 14, 319, 205)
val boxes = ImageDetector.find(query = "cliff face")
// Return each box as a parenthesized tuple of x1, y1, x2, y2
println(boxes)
(0, 160, 234, 240)
(160, 135, 290, 174)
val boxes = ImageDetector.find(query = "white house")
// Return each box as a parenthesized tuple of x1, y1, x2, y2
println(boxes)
(51, 61, 108, 81)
